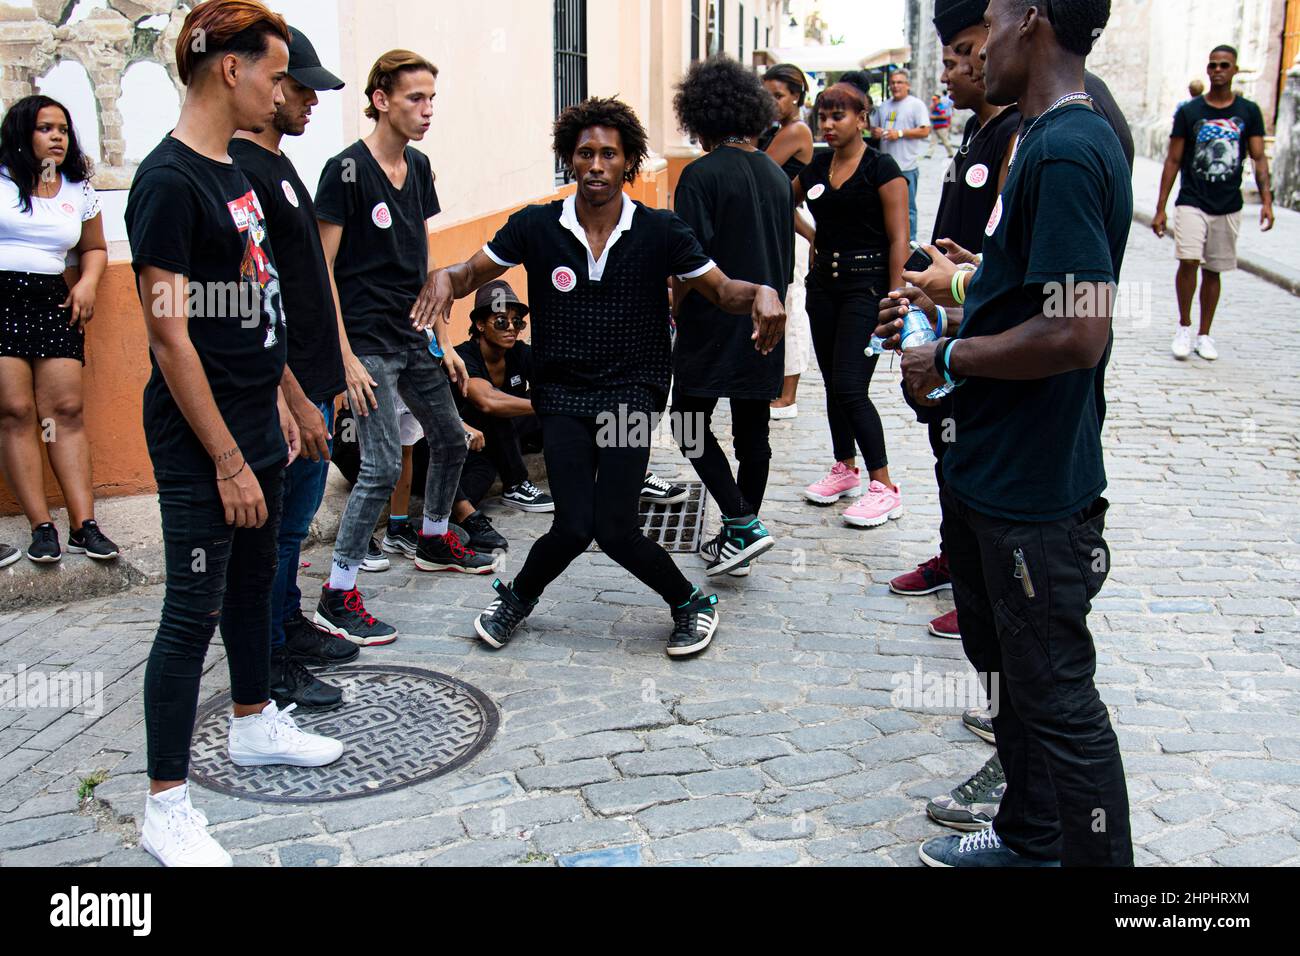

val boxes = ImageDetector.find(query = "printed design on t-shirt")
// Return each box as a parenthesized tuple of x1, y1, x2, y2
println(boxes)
(371, 201, 393, 229)
(59, 200, 77, 217)
(1191, 117, 1245, 183)
(227, 189, 286, 350)
(510, 374, 523, 387)
(552, 266, 578, 293)
(281, 180, 300, 208)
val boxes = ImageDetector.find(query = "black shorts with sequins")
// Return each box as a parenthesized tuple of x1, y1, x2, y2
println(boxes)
(0, 270, 84, 364)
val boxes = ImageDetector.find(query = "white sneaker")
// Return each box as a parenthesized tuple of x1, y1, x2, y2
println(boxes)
(1195, 334, 1218, 361)
(228, 700, 344, 768)
(1171, 325, 1193, 359)
(770, 403, 798, 421)
(140, 783, 232, 867)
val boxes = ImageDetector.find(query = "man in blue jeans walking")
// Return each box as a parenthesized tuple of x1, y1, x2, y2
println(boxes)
(229, 26, 360, 709)
(871, 69, 931, 242)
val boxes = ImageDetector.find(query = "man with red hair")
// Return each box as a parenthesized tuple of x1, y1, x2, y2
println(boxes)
(125, 0, 343, 868)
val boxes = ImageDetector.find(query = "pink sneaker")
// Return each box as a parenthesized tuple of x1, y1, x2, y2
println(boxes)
(803, 462, 862, 504)
(843, 481, 903, 528)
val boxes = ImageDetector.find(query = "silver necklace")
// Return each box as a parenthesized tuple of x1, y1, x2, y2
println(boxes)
(1007, 91, 1091, 173)
(956, 105, 1011, 157)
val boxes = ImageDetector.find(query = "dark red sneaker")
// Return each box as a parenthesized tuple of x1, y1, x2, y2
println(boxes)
(928, 609, 961, 639)
(889, 553, 953, 596)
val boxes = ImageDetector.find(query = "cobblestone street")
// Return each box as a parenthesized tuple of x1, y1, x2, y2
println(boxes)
(2, 155, 1298, 867)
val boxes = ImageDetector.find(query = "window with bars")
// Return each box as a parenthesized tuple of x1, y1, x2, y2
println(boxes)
(707, 0, 725, 57)
(554, 0, 588, 182)
(691, 0, 701, 63)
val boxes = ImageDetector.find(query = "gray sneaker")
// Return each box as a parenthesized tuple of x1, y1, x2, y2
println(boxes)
(926, 753, 1005, 832)
(962, 708, 995, 744)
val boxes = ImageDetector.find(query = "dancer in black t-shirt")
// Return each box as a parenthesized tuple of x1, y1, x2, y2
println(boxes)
(124, 1, 342, 869)
(314, 50, 495, 649)
(452, 279, 547, 552)
(879, 0, 1133, 868)
(413, 97, 785, 658)
(889, 0, 1020, 648)
(671, 57, 793, 578)
(228, 25, 358, 714)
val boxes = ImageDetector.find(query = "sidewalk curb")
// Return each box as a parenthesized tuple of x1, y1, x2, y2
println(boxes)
(1132, 209, 1300, 298)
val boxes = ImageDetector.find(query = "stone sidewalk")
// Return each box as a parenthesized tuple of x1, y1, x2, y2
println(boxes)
(1, 155, 1298, 867)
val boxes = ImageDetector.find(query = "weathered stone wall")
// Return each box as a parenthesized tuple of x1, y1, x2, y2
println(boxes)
(1273, 63, 1300, 209)
(1089, 0, 1287, 160)
(0, 0, 187, 189)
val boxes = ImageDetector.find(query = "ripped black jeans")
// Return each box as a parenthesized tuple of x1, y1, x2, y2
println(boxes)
(143, 467, 283, 780)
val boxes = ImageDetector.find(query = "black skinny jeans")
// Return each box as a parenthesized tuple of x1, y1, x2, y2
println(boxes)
(671, 394, 771, 520)
(941, 486, 1132, 866)
(144, 467, 283, 781)
(458, 414, 542, 507)
(512, 414, 694, 607)
(806, 276, 889, 470)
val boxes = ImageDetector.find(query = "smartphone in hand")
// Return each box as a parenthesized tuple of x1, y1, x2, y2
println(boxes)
(904, 241, 933, 274)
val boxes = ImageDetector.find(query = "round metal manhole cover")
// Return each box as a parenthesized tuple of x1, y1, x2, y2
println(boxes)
(189, 665, 498, 804)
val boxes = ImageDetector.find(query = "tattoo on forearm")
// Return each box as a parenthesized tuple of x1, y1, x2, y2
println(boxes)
(214, 446, 239, 464)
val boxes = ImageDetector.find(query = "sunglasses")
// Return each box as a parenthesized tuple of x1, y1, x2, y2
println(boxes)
(488, 315, 527, 331)
(1208, 61, 1234, 70)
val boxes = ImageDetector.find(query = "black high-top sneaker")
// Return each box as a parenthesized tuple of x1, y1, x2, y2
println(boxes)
(414, 529, 498, 574)
(473, 579, 537, 649)
(667, 588, 719, 658)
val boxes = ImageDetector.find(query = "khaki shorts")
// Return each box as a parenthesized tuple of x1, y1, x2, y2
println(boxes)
(1173, 205, 1241, 273)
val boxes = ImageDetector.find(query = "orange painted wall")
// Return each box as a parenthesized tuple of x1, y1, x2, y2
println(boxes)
(0, 165, 669, 516)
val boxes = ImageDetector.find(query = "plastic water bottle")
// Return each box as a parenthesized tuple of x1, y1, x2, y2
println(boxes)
(867, 334, 886, 356)
(427, 328, 444, 360)
(899, 306, 957, 401)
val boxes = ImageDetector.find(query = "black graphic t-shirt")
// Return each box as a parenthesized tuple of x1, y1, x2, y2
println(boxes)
(314, 140, 441, 355)
(125, 135, 287, 481)
(1173, 95, 1265, 215)
(229, 138, 345, 406)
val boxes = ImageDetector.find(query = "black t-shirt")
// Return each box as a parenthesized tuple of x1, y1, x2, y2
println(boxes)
(485, 196, 713, 417)
(672, 147, 793, 401)
(1172, 95, 1265, 216)
(229, 138, 345, 405)
(946, 105, 1132, 522)
(1084, 71, 1134, 172)
(932, 107, 1020, 253)
(454, 338, 533, 425)
(314, 140, 440, 355)
(125, 135, 287, 480)
(798, 147, 903, 254)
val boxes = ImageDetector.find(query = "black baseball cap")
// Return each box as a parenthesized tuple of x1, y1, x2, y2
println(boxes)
(287, 26, 344, 91)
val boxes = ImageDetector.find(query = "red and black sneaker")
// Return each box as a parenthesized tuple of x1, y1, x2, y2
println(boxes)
(314, 585, 398, 646)
(889, 553, 953, 596)
(414, 530, 499, 574)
